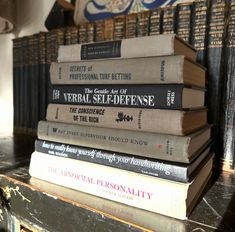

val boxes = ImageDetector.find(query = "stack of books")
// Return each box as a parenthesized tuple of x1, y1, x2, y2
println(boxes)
(29, 34, 213, 220)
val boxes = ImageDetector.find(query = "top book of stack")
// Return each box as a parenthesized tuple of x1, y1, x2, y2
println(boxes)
(57, 34, 197, 62)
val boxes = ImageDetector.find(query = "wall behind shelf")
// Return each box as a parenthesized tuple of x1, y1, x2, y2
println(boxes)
(0, 0, 55, 135)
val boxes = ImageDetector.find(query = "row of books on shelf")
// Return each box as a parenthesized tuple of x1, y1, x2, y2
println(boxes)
(28, 32, 213, 221)
(13, 0, 235, 170)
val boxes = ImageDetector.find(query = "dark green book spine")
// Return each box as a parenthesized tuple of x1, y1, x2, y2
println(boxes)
(220, 0, 235, 170)
(192, 0, 209, 65)
(176, 2, 194, 44)
(149, 8, 162, 36)
(206, 0, 228, 156)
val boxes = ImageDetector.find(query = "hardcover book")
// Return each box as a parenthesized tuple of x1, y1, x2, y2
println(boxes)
(50, 55, 205, 87)
(35, 139, 211, 183)
(57, 34, 197, 62)
(37, 121, 211, 163)
(29, 151, 213, 220)
(46, 104, 207, 135)
(48, 84, 205, 110)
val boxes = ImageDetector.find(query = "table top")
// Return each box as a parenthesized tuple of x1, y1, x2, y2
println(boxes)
(0, 134, 234, 232)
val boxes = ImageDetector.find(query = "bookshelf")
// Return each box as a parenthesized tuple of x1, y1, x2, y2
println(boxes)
(0, 0, 235, 231)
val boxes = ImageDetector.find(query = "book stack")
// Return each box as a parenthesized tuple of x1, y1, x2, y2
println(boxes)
(29, 34, 212, 220)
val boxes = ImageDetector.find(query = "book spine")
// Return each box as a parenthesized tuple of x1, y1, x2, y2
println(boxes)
(136, 11, 150, 37)
(29, 151, 212, 220)
(192, 0, 209, 65)
(23, 36, 31, 134)
(114, 15, 126, 40)
(220, 1, 235, 171)
(50, 56, 184, 85)
(176, 2, 194, 44)
(65, 26, 78, 46)
(162, 6, 177, 34)
(39, 32, 47, 121)
(125, 13, 137, 38)
(206, 0, 227, 154)
(104, 18, 114, 41)
(95, 19, 106, 42)
(78, 23, 88, 44)
(48, 84, 185, 110)
(87, 22, 95, 43)
(31, 34, 40, 134)
(28, 35, 34, 134)
(37, 121, 190, 163)
(18, 37, 24, 133)
(35, 139, 189, 182)
(46, 104, 206, 135)
(149, 8, 162, 36)
(12, 38, 20, 134)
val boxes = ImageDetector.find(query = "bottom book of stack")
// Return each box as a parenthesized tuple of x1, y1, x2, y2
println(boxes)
(29, 148, 213, 220)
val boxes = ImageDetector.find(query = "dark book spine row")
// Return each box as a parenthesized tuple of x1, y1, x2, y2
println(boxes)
(176, 2, 194, 44)
(220, 0, 235, 170)
(35, 139, 189, 183)
(191, 0, 209, 65)
(206, 0, 228, 157)
(48, 84, 185, 109)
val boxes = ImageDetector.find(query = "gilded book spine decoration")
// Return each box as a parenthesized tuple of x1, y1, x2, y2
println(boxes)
(176, 2, 193, 44)
(192, 0, 209, 65)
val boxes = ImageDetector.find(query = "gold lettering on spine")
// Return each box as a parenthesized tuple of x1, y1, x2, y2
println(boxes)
(208, 0, 227, 48)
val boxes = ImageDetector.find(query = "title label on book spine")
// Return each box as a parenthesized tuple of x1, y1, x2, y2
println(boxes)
(81, 40, 122, 59)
